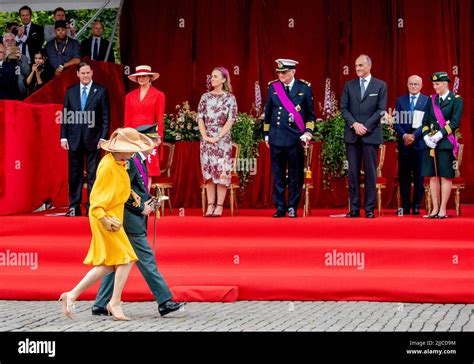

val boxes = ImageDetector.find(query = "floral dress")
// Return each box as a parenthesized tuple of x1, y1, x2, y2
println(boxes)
(197, 92, 238, 186)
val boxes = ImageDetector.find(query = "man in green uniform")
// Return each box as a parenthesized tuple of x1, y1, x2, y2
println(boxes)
(422, 72, 463, 219)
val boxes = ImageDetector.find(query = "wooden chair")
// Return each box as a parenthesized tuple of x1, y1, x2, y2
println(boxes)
(424, 144, 464, 217)
(201, 143, 241, 216)
(303, 143, 315, 217)
(152, 142, 175, 215)
(345, 144, 387, 216)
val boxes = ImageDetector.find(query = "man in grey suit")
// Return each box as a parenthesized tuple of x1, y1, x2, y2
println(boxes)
(340, 54, 387, 218)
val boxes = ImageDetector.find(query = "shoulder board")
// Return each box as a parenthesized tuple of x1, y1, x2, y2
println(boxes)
(268, 79, 278, 86)
(300, 79, 311, 87)
(455, 94, 461, 98)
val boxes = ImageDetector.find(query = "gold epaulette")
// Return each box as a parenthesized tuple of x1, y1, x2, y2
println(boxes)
(268, 79, 278, 86)
(300, 79, 311, 87)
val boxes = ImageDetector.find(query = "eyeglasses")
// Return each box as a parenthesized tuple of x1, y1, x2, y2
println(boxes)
(408, 83, 421, 86)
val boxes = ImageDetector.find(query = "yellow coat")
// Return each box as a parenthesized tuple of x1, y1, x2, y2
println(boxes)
(83, 153, 138, 266)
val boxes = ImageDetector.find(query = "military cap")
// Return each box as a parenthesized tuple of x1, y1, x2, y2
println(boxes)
(430, 72, 450, 82)
(135, 124, 159, 138)
(275, 59, 299, 72)
(54, 20, 67, 29)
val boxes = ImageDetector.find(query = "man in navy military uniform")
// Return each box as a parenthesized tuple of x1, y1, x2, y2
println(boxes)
(394, 75, 429, 215)
(91, 124, 185, 317)
(264, 59, 315, 218)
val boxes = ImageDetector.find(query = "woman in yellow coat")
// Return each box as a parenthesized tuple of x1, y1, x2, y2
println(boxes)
(59, 128, 155, 321)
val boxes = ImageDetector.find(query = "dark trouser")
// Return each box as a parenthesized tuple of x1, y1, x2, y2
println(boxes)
(68, 146, 100, 212)
(346, 140, 378, 212)
(270, 144, 304, 211)
(398, 147, 424, 209)
(94, 233, 172, 308)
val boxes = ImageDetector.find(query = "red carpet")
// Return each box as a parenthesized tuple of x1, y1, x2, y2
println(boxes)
(0, 208, 473, 303)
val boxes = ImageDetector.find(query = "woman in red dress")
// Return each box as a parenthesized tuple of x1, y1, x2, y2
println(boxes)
(125, 65, 165, 187)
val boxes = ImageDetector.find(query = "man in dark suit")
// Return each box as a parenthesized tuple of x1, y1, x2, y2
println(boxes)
(91, 124, 184, 317)
(394, 75, 428, 215)
(15, 6, 44, 65)
(341, 54, 387, 218)
(0, 44, 20, 100)
(264, 59, 316, 218)
(60, 61, 110, 216)
(80, 20, 115, 63)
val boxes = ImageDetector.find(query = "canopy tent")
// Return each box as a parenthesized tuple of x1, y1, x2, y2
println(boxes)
(0, 0, 120, 12)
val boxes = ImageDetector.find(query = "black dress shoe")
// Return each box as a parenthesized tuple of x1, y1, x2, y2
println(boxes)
(345, 210, 360, 218)
(365, 211, 375, 218)
(273, 210, 286, 218)
(159, 300, 185, 317)
(287, 207, 297, 218)
(91, 306, 109, 316)
(412, 208, 420, 215)
(65, 207, 81, 217)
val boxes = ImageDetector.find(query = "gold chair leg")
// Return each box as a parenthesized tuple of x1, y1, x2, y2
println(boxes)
(455, 188, 461, 217)
(167, 188, 173, 215)
(201, 185, 206, 216)
(230, 188, 234, 216)
(377, 187, 382, 216)
(234, 191, 239, 215)
(303, 185, 309, 217)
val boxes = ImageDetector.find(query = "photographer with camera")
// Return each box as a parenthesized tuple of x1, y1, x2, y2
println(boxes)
(2, 32, 30, 99)
(25, 49, 53, 95)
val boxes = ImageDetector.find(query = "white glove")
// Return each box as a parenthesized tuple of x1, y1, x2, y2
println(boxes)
(423, 135, 437, 149)
(300, 134, 312, 142)
(432, 131, 443, 143)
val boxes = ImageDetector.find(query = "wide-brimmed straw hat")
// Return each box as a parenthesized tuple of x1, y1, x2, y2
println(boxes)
(101, 128, 156, 153)
(128, 65, 160, 82)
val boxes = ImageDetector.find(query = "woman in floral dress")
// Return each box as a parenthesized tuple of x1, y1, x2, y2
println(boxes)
(197, 67, 238, 217)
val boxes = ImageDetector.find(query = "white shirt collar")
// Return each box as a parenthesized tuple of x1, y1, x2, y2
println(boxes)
(138, 152, 146, 161)
(92, 36, 101, 41)
(284, 77, 296, 90)
(81, 81, 93, 91)
(440, 90, 450, 100)
(360, 74, 372, 84)
(409, 92, 420, 99)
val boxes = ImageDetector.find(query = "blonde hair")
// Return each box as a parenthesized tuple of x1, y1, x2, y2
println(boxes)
(214, 67, 233, 93)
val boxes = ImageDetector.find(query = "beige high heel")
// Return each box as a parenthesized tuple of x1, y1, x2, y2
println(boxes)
(58, 292, 75, 320)
(106, 303, 131, 321)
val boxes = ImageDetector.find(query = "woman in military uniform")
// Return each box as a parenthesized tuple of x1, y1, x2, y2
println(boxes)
(422, 72, 463, 218)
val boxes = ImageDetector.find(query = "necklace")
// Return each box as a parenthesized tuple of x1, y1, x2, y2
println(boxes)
(54, 37, 69, 55)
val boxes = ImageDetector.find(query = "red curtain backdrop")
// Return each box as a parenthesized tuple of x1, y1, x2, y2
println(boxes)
(120, 0, 473, 202)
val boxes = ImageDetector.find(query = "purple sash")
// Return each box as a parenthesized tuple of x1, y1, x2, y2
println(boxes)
(133, 156, 149, 191)
(273, 82, 305, 133)
(431, 94, 459, 158)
